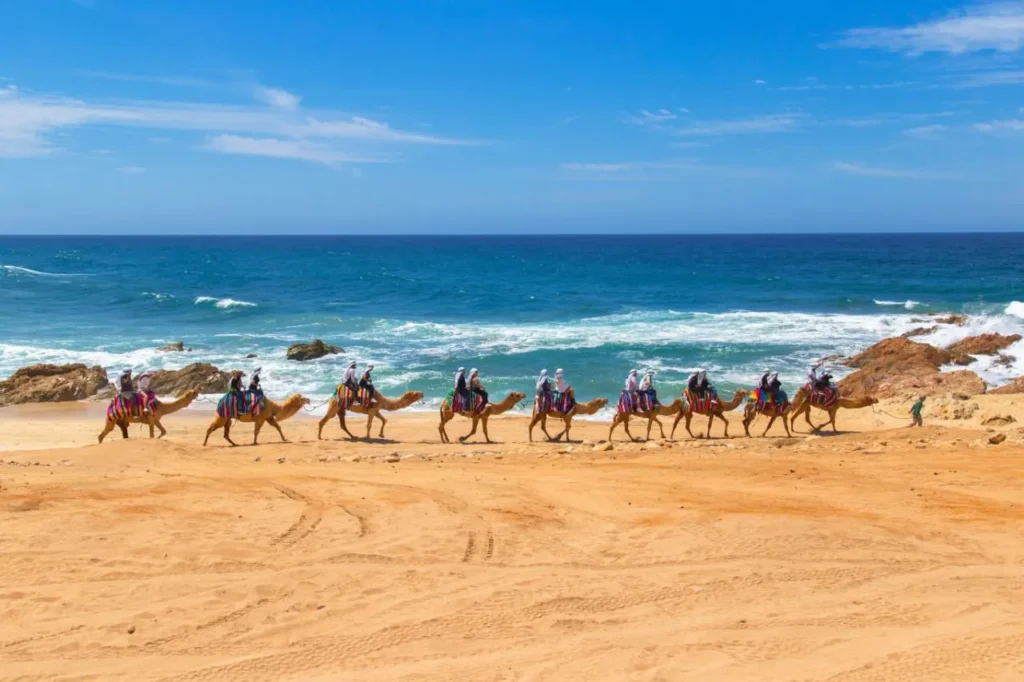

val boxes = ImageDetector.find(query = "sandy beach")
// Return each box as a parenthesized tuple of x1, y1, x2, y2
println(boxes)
(2, 398, 1023, 681)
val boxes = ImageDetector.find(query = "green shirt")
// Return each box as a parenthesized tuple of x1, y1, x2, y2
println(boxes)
(911, 400, 924, 417)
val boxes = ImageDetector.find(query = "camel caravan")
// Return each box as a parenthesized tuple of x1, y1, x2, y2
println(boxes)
(98, 362, 876, 446)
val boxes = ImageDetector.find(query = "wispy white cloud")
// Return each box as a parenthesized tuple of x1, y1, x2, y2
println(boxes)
(561, 159, 769, 178)
(205, 135, 389, 165)
(774, 81, 918, 92)
(0, 82, 479, 159)
(92, 148, 115, 155)
(559, 115, 579, 127)
(833, 1, 1024, 55)
(974, 118, 1024, 131)
(904, 124, 948, 137)
(255, 86, 300, 110)
(675, 114, 802, 136)
(956, 69, 1024, 86)
(833, 111, 954, 127)
(754, 79, 767, 85)
(624, 108, 679, 126)
(75, 70, 213, 88)
(116, 166, 145, 174)
(830, 161, 959, 179)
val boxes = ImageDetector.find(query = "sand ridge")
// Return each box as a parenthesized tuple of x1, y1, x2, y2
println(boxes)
(1, 401, 1024, 681)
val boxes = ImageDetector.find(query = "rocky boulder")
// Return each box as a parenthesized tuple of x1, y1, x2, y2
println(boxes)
(0, 364, 109, 407)
(991, 377, 1024, 395)
(929, 398, 979, 421)
(931, 314, 968, 326)
(149, 363, 230, 395)
(946, 333, 1021, 357)
(902, 326, 937, 339)
(838, 337, 985, 400)
(157, 341, 188, 352)
(286, 339, 344, 362)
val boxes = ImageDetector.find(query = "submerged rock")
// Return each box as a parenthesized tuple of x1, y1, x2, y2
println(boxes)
(287, 340, 344, 362)
(0, 363, 109, 407)
(157, 341, 187, 352)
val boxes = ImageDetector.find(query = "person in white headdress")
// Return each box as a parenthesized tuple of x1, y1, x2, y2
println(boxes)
(118, 368, 135, 399)
(343, 361, 359, 397)
(454, 367, 470, 409)
(554, 368, 569, 393)
(137, 370, 156, 413)
(767, 371, 782, 404)
(625, 369, 639, 393)
(639, 370, 659, 407)
(469, 368, 488, 405)
(536, 369, 550, 394)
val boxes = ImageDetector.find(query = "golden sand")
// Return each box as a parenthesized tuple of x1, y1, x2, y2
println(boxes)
(1, 397, 1023, 681)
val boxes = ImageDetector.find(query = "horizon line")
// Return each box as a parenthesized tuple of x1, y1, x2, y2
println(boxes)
(2, 230, 1024, 238)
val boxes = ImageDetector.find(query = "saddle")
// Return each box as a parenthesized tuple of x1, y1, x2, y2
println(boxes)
(217, 390, 264, 419)
(752, 388, 789, 414)
(107, 392, 153, 421)
(805, 383, 838, 408)
(685, 388, 719, 414)
(447, 390, 487, 415)
(336, 384, 373, 411)
(536, 390, 576, 415)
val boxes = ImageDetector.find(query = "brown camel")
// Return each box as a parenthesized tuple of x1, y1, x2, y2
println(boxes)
(741, 395, 793, 438)
(439, 391, 526, 444)
(317, 390, 424, 440)
(203, 394, 310, 446)
(608, 398, 685, 442)
(528, 392, 609, 442)
(671, 390, 749, 439)
(98, 389, 200, 443)
(788, 386, 877, 433)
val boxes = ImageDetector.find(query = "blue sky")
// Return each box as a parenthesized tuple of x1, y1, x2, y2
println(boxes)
(1, 0, 1023, 233)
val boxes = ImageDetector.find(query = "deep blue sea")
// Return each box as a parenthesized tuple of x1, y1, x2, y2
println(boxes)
(2, 234, 1023, 417)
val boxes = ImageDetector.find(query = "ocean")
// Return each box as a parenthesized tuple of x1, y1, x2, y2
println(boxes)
(2, 234, 1023, 419)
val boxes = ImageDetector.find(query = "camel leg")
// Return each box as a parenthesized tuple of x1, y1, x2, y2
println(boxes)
(119, 420, 129, 439)
(742, 405, 753, 437)
(374, 411, 387, 438)
(608, 416, 620, 441)
(528, 411, 539, 442)
(147, 415, 155, 438)
(252, 417, 264, 445)
(782, 413, 792, 437)
(267, 416, 287, 442)
(719, 413, 730, 439)
(318, 404, 337, 440)
(439, 410, 451, 443)
(828, 408, 838, 433)
(684, 412, 695, 439)
(540, 414, 558, 441)
(460, 415, 479, 443)
(481, 415, 492, 444)
(337, 411, 358, 440)
(556, 415, 573, 442)
(622, 417, 639, 442)
(762, 415, 775, 437)
(220, 419, 238, 447)
(671, 412, 684, 439)
(203, 417, 223, 446)
(98, 419, 115, 444)
(655, 416, 665, 440)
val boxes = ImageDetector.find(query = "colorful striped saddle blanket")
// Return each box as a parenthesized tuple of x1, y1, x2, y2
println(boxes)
(217, 390, 264, 419)
(805, 384, 838, 408)
(107, 392, 155, 421)
(685, 388, 720, 414)
(751, 388, 789, 414)
(616, 391, 658, 414)
(536, 390, 576, 415)
(446, 390, 487, 415)
(335, 384, 373, 411)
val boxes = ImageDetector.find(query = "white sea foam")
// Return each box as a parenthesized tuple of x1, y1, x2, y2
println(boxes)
(142, 292, 174, 301)
(2, 264, 90, 278)
(874, 299, 922, 310)
(194, 296, 257, 309)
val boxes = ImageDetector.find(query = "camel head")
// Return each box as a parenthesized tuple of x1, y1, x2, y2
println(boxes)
(182, 388, 200, 402)
(511, 391, 527, 405)
(404, 391, 425, 403)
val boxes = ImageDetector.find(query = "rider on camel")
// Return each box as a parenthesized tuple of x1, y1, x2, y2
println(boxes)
(360, 364, 376, 405)
(248, 368, 265, 412)
(118, 368, 135, 400)
(639, 370, 659, 407)
(454, 367, 471, 410)
(554, 368, 569, 395)
(625, 369, 640, 411)
(229, 370, 247, 408)
(137, 370, 156, 414)
(767, 371, 783, 404)
(343, 361, 359, 401)
(469, 368, 488, 405)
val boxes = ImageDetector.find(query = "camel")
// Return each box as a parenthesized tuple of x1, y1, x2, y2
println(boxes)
(671, 390, 749, 439)
(608, 398, 685, 442)
(788, 386, 877, 433)
(438, 391, 526, 444)
(317, 390, 424, 440)
(741, 391, 793, 438)
(203, 393, 310, 446)
(528, 392, 609, 442)
(97, 389, 200, 443)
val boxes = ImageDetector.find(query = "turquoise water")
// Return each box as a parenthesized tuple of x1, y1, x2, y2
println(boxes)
(2, 234, 1023, 417)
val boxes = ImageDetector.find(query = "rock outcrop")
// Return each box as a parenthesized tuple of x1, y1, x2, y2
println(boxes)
(931, 314, 968, 326)
(902, 326, 937, 339)
(286, 340, 344, 362)
(158, 341, 187, 352)
(946, 333, 1021, 357)
(991, 377, 1024, 395)
(149, 363, 230, 395)
(0, 364, 109, 407)
(838, 338, 985, 399)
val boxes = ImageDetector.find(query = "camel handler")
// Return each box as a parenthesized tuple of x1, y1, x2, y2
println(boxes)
(909, 395, 925, 427)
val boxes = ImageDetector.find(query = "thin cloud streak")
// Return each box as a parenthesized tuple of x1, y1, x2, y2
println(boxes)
(256, 86, 300, 110)
(832, 1, 1024, 55)
(974, 118, 1024, 132)
(561, 159, 770, 178)
(675, 114, 802, 136)
(205, 135, 391, 165)
(831, 161, 959, 179)
(75, 70, 214, 88)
